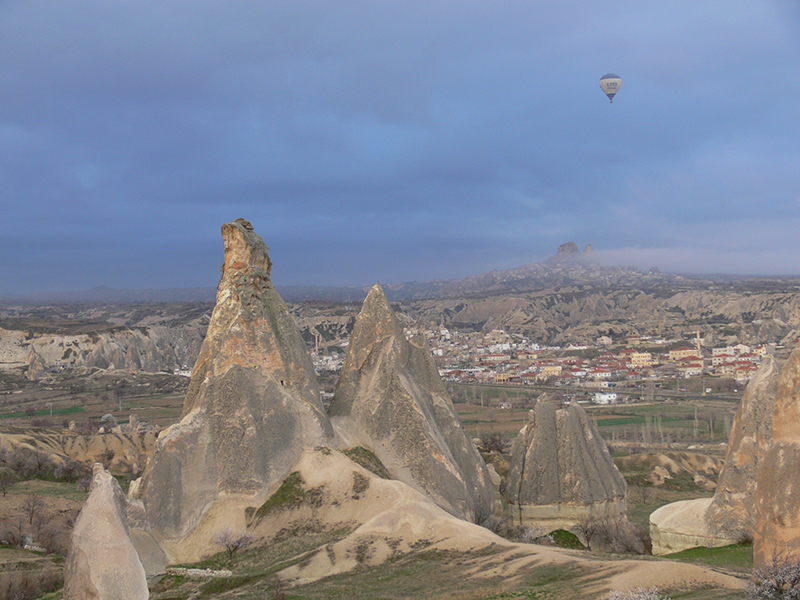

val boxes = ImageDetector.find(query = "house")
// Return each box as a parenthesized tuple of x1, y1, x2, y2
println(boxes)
(493, 372, 511, 384)
(712, 354, 735, 366)
(541, 364, 563, 378)
(735, 364, 756, 382)
(588, 369, 611, 379)
(739, 352, 761, 364)
(715, 362, 737, 376)
(593, 392, 618, 404)
(630, 351, 655, 367)
(585, 380, 611, 389)
(669, 347, 699, 361)
(477, 353, 510, 364)
(677, 363, 703, 378)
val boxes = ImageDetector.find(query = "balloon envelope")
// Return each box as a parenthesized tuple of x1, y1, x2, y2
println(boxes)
(600, 73, 622, 102)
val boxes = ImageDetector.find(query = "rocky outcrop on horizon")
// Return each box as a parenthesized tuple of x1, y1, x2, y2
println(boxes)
(755, 346, 800, 567)
(329, 284, 496, 524)
(544, 241, 597, 265)
(64, 463, 148, 600)
(501, 398, 627, 530)
(706, 356, 779, 541)
(134, 218, 333, 543)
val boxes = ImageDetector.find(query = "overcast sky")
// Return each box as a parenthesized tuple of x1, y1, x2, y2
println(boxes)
(2, 1, 799, 294)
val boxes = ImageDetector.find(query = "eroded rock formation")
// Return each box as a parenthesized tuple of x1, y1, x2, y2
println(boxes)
(329, 284, 495, 523)
(755, 346, 800, 567)
(649, 357, 781, 555)
(501, 398, 627, 529)
(706, 355, 779, 540)
(64, 463, 148, 600)
(134, 218, 333, 544)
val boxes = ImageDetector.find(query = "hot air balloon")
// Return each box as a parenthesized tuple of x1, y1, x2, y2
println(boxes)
(599, 73, 622, 103)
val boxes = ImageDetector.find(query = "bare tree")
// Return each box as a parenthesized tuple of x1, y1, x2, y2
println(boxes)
(573, 516, 599, 549)
(22, 494, 45, 526)
(0, 467, 18, 497)
(212, 527, 254, 560)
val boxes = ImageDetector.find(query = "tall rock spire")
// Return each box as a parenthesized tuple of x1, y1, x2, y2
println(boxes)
(755, 347, 800, 566)
(136, 218, 333, 541)
(329, 284, 496, 524)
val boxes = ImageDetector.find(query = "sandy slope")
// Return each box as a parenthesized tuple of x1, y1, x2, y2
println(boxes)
(250, 449, 745, 598)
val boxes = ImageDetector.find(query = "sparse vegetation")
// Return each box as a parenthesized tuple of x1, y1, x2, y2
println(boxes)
(342, 446, 392, 479)
(253, 472, 326, 522)
(351, 471, 370, 495)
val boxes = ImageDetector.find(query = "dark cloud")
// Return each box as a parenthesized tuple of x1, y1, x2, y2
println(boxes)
(2, 0, 799, 294)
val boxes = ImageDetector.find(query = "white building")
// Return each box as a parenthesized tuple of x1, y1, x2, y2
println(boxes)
(593, 392, 618, 404)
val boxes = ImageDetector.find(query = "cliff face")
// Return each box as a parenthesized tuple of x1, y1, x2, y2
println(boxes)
(706, 356, 779, 541)
(755, 346, 800, 566)
(0, 317, 207, 377)
(136, 219, 333, 540)
(329, 285, 496, 524)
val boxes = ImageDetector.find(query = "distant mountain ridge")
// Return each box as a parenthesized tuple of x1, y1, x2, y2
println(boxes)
(4, 243, 800, 305)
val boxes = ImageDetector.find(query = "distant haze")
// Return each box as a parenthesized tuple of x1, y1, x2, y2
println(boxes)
(2, 1, 799, 295)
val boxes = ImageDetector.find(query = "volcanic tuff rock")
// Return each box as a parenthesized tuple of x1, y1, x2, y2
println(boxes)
(755, 346, 800, 566)
(329, 284, 495, 523)
(0, 323, 205, 376)
(650, 359, 781, 555)
(64, 464, 148, 600)
(501, 399, 627, 527)
(135, 218, 333, 542)
(706, 356, 779, 541)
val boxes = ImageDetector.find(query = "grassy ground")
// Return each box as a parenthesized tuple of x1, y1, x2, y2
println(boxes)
(0, 370, 188, 430)
(452, 384, 740, 449)
(143, 544, 747, 600)
(665, 543, 753, 575)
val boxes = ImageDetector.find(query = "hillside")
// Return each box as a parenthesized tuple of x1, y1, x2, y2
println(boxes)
(2, 246, 800, 377)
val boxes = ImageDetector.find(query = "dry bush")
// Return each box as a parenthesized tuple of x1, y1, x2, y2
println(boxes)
(54, 458, 90, 483)
(0, 467, 18, 497)
(477, 434, 510, 453)
(37, 519, 72, 556)
(607, 587, 671, 600)
(0, 566, 62, 600)
(748, 552, 800, 599)
(0, 514, 27, 549)
(0, 447, 56, 480)
(574, 517, 648, 554)
(521, 525, 554, 545)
